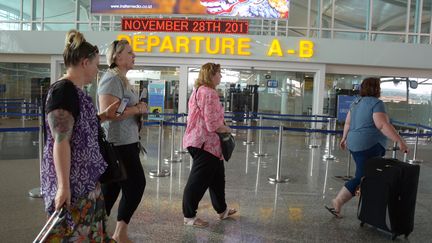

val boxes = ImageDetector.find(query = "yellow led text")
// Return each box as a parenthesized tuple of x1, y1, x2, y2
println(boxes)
(299, 40, 314, 58)
(267, 39, 314, 58)
(117, 35, 251, 56)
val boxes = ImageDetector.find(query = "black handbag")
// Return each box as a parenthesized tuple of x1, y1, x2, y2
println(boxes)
(217, 132, 235, 161)
(98, 123, 127, 184)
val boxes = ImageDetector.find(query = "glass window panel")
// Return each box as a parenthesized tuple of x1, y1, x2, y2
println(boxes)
(421, 1, 431, 33)
(409, 1, 417, 33)
(0, 62, 50, 112)
(325, 74, 432, 127)
(372, 0, 407, 32)
(44, 0, 75, 21)
(124, 66, 180, 114)
(34, 0, 42, 21)
(78, 0, 90, 21)
(23, 0, 32, 21)
(333, 1, 367, 31)
(420, 36, 430, 44)
(309, 0, 319, 29)
(324, 73, 362, 117)
(188, 67, 313, 117)
(321, 0, 332, 29)
(288, 0, 308, 28)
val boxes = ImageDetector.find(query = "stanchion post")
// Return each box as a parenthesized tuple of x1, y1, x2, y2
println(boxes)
(334, 151, 353, 181)
(149, 120, 170, 177)
(409, 125, 423, 164)
(253, 115, 268, 157)
(243, 111, 254, 145)
(309, 115, 320, 149)
(29, 105, 43, 198)
(323, 118, 336, 160)
(21, 100, 26, 122)
(165, 124, 182, 163)
(268, 125, 289, 183)
(2, 99, 7, 119)
(175, 113, 188, 154)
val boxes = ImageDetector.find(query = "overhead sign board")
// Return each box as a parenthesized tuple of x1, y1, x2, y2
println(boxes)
(116, 34, 314, 58)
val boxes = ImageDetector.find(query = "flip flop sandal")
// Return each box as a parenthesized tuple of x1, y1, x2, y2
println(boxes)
(183, 217, 209, 228)
(325, 205, 342, 218)
(219, 208, 237, 220)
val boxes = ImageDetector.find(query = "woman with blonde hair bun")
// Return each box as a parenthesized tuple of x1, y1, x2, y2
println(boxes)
(40, 29, 118, 241)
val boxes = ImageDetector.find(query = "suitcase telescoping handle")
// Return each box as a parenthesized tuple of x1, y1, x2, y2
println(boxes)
(33, 207, 67, 243)
(392, 141, 408, 162)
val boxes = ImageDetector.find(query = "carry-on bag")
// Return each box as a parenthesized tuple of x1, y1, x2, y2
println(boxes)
(357, 154, 420, 240)
(33, 207, 67, 243)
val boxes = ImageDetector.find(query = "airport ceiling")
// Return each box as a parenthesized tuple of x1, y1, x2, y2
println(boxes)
(0, 0, 430, 32)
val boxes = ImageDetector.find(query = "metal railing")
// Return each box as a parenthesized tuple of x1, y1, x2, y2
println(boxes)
(1, 15, 431, 44)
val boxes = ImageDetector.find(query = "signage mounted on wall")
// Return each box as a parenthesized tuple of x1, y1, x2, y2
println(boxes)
(91, 0, 289, 19)
(267, 80, 278, 88)
(337, 95, 356, 122)
(116, 34, 314, 58)
(122, 18, 249, 34)
(148, 80, 165, 120)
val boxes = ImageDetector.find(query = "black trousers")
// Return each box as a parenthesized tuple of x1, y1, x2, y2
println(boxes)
(182, 147, 227, 218)
(101, 142, 145, 224)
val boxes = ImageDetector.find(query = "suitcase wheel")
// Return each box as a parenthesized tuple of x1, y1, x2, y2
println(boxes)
(391, 233, 398, 241)
(360, 222, 364, 227)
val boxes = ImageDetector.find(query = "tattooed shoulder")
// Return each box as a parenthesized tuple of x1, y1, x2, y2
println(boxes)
(47, 109, 75, 143)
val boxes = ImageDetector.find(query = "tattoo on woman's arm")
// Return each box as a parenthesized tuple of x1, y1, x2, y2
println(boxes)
(47, 109, 74, 143)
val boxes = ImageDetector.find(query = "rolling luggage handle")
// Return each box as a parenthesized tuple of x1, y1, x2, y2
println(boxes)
(33, 207, 67, 243)
(392, 141, 408, 162)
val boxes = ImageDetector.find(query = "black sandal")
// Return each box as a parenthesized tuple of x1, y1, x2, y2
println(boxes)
(325, 205, 342, 218)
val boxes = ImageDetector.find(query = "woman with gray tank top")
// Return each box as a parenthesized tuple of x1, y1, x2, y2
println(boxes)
(98, 39, 147, 243)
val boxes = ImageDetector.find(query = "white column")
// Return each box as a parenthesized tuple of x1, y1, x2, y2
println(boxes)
(312, 64, 326, 119)
(280, 78, 288, 114)
(178, 65, 188, 114)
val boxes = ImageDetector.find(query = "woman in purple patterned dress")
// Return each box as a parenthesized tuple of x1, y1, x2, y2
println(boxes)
(40, 30, 118, 241)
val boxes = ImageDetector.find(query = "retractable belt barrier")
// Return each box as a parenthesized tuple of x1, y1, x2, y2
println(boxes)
(3, 112, 431, 186)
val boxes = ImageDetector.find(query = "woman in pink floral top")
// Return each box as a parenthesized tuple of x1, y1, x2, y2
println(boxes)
(182, 63, 237, 227)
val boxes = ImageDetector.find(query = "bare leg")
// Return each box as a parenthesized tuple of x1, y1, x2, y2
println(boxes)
(112, 220, 132, 243)
(332, 186, 353, 216)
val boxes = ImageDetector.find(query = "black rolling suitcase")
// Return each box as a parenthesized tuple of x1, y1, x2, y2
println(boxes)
(33, 207, 66, 243)
(357, 155, 420, 240)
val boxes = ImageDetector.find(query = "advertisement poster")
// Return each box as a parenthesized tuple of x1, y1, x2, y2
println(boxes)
(148, 80, 165, 120)
(337, 95, 356, 122)
(91, 0, 289, 19)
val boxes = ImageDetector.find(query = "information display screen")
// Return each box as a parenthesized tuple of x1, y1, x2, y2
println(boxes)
(91, 0, 290, 19)
(122, 18, 249, 34)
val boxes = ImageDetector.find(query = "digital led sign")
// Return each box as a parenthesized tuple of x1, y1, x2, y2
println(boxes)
(122, 18, 249, 34)
(115, 34, 315, 59)
(91, 0, 290, 19)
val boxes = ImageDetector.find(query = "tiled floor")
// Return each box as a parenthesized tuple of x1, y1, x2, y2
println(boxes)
(1, 119, 432, 242)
